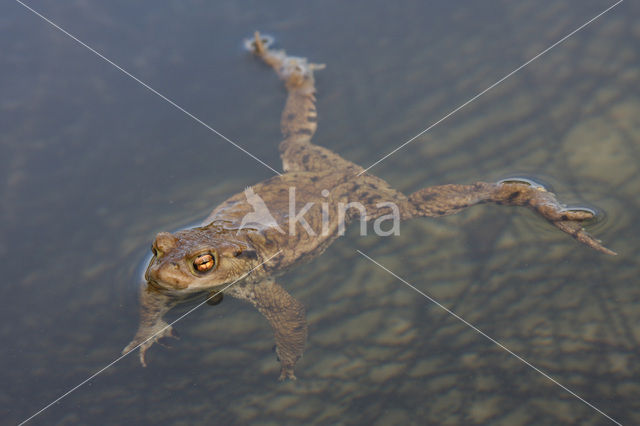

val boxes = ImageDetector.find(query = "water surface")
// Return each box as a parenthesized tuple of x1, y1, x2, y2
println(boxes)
(2, 0, 639, 424)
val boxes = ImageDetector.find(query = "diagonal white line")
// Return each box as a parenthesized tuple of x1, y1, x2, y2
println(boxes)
(356, 250, 621, 425)
(18, 250, 282, 426)
(15, 0, 282, 176)
(358, 0, 624, 176)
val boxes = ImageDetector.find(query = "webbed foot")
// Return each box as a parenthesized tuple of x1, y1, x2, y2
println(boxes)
(246, 31, 325, 81)
(273, 344, 298, 381)
(408, 178, 616, 255)
(122, 321, 179, 367)
(497, 179, 616, 255)
(244, 31, 274, 55)
(278, 363, 297, 381)
(552, 215, 616, 256)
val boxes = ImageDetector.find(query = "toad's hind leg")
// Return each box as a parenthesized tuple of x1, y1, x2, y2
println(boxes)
(247, 32, 363, 174)
(406, 179, 616, 255)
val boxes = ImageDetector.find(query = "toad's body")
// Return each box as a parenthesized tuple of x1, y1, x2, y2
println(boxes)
(124, 33, 615, 380)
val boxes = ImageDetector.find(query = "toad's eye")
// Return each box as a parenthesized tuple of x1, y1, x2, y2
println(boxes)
(193, 253, 216, 273)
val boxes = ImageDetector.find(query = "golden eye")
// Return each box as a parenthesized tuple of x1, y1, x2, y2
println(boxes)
(193, 253, 215, 273)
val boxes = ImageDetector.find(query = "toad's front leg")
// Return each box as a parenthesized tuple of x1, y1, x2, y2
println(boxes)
(122, 283, 180, 366)
(226, 279, 307, 381)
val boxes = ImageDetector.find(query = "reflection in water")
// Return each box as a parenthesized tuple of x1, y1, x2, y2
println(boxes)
(2, 0, 639, 424)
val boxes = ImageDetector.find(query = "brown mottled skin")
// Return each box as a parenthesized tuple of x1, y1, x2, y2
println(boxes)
(123, 33, 616, 381)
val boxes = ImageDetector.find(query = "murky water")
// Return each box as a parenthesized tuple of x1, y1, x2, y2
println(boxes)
(2, 0, 639, 424)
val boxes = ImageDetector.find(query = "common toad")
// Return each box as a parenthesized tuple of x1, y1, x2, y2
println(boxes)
(123, 33, 615, 380)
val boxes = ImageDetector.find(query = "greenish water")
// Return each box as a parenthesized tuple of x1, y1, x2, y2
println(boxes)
(2, 0, 639, 424)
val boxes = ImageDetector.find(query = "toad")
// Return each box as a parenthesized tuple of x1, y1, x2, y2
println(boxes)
(123, 33, 615, 380)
